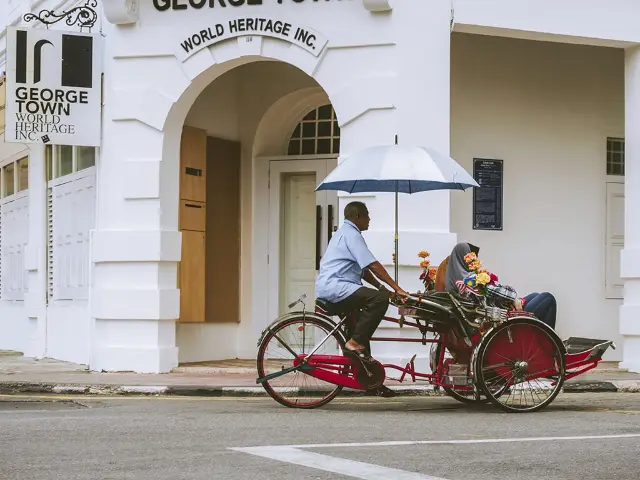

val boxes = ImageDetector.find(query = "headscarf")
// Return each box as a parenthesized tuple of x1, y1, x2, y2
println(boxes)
(445, 242, 480, 292)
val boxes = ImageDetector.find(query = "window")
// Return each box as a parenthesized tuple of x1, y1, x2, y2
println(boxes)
(0, 155, 29, 198)
(46, 145, 97, 180)
(77, 146, 96, 171)
(288, 104, 340, 156)
(17, 157, 28, 192)
(3, 163, 15, 197)
(606, 137, 625, 176)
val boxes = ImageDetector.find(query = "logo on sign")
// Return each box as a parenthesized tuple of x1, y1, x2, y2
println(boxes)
(15, 29, 94, 88)
(4, 27, 102, 147)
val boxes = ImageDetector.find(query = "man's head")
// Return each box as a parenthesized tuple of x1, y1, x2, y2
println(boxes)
(344, 201, 370, 231)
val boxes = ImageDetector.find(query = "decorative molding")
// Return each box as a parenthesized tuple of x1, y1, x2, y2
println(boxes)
(363, 0, 393, 12)
(24, 0, 98, 30)
(103, 0, 139, 25)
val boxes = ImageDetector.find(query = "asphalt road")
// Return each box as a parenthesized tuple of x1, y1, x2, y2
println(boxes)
(1, 393, 639, 480)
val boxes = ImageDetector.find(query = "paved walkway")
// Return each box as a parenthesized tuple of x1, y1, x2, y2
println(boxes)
(1, 351, 639, 396)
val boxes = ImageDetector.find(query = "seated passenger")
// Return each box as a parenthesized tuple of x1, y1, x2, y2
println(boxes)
(444, 242, 557, 329)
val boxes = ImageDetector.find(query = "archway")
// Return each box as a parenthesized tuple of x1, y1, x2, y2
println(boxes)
(171, 60, 341, 363)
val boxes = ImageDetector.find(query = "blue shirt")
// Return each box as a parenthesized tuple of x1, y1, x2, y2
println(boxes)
(315, 220, 377, 303)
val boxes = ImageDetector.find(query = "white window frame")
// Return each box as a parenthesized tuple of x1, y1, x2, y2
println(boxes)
(0, 150, 29, 302)
(0, 150, 30, 200)
(46, 144, 98, 181)
(47, 160, 97, 303)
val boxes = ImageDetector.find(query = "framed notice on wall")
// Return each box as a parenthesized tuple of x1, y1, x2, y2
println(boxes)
(472, 158, 503, 231)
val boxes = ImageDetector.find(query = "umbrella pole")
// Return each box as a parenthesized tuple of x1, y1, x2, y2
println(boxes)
(394, 135, 399, 284)
(394, 182, 399, 284)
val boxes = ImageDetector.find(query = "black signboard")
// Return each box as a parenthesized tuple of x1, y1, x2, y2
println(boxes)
(472, 158, 503, 231)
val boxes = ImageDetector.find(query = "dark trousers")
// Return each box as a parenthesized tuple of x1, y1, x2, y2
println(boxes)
(332, 287, 389, 350)
(524, 292, 557, 329)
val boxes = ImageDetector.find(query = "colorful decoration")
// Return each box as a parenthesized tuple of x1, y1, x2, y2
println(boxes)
(462, 252, 498, 295)
(417, 250, 438, 292)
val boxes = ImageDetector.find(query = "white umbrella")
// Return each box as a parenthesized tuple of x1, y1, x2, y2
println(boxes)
(316, 142, 479, 281)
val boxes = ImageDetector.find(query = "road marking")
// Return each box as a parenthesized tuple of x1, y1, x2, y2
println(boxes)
(231, 446, 448, 480)
(265, 432, 640, 449)
(231, 433, 640, 480)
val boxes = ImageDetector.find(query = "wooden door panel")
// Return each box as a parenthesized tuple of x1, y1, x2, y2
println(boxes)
(179, 230, 206, 323)
(180, 126, 207, 202)
(206, 137, 241, 323)
(179, 200, 206, 232)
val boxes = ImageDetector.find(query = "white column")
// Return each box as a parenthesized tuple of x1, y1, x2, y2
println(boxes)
(365, 0, 456, 371)
(391, 0, 457, 269)
(620, 46, 640, 372)
(23, 143, 47, 358)
(89, 22, 180, 373)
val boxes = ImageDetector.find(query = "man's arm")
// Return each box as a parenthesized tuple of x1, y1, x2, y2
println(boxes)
(363, 268, 383, 289)
(366, 261, 405, 294)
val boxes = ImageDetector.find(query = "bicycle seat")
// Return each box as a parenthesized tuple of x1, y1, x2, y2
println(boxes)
(315, 298, 352, 316)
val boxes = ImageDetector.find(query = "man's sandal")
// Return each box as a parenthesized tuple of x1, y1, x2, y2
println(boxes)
(343, 348, 376, 364)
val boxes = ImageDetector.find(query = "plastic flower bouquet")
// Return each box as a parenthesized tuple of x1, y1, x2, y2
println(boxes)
(461, 252, 498, 296)
(417, 250, 438, 292)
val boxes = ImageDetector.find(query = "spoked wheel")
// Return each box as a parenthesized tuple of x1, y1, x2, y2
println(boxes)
(257, 315, 347, 409)
(432, 341, 493, 405)
(444, 386, 489, 404)
(474, 317, 566, 413)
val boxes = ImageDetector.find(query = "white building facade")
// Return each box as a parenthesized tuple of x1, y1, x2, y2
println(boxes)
(0, 0, 639, 373)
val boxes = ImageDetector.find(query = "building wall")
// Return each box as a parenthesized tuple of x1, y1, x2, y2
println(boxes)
(450, 33, 624, 358)
(0, 0, 636, 370)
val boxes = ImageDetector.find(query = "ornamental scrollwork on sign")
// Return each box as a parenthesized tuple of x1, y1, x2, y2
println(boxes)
(23, 0, 98, 30)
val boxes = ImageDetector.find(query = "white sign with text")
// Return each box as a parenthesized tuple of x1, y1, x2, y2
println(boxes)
(4, 27, 102, 146)
(176, 17, 329, 61)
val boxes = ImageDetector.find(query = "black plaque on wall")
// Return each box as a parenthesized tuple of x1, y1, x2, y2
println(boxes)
(472, 158, 503, 231)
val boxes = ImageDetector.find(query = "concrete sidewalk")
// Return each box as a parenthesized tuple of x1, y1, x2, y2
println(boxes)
(1, 351, 639, 397)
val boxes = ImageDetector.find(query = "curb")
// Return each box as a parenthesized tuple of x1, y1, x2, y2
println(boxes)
(0, 380, 639, 397)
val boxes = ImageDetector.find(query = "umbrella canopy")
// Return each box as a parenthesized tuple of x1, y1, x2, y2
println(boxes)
(316, 144, 479, 193)
(315, 143, 479, 284)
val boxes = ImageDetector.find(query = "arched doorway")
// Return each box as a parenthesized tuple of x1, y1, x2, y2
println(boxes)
(173, 61, 342, 362)
(263, 103, 341, 323)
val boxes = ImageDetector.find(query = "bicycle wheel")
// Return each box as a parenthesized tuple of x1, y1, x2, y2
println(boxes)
(474, 317, 566, 413)
(257, 315, 347, 409)
(431, 340, 489, 404)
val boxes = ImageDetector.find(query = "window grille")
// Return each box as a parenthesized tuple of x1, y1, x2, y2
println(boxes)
(288, 104, 340, 156)
(606, 137, 625, 176)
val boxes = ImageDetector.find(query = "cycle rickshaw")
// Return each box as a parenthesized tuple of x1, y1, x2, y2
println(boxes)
(255, 287, 615, 413)
(255, 143, 614, 413)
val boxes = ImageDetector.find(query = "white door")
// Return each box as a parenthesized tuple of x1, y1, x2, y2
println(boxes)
(605, 181, 625, 299)
(268, 158, 338, 320)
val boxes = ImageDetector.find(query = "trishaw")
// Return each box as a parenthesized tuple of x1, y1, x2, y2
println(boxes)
(255, 287, 615, 413)
(255, 143, 614, 413)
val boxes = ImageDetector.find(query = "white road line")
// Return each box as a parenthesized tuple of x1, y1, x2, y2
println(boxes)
(231, 433, 640, 480)
(264, 432, 640, 449)
(231, 446, 448, 480)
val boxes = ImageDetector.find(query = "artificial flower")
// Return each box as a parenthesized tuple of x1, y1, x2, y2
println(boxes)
(418, 250, 430, 259)
(476, 272, 491, 285)
(419, 260, 431, 269)
(468, 260, 482, 271)
(464, 252, 477, 263)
